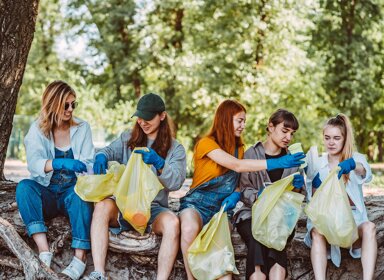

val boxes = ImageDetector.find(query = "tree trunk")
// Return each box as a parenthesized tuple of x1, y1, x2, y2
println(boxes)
(1, 181, 384, 279)
(0, 0, 39, 180)
(378, 131, 383, 162)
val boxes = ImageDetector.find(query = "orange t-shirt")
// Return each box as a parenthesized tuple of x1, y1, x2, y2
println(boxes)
(190, 137, 244, 189)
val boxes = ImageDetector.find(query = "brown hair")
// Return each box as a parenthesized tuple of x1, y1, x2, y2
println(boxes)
(127, 113, 174, 158)
(205, 99, 246, 154)
(324, 113, 355, 183)
(266, 109, 299, 133)
(38, 80, 77, 138)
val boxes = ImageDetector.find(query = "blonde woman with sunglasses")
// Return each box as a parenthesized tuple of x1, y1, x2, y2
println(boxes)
(16, 80, 95, 280)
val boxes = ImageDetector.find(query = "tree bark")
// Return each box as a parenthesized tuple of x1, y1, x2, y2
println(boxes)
(1, 181, 383, 279)
(0, 0, 39, 180)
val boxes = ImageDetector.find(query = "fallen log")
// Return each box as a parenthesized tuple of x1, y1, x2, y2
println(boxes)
(1, 181, 383, 279)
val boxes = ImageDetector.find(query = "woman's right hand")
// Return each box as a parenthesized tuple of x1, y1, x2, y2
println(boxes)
(93, 154, 108, 174)
(52, 158, 87, 173)
(266, 152, 305, 171)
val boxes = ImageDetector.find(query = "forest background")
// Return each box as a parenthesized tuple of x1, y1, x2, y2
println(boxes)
(8, 0, 384, 177)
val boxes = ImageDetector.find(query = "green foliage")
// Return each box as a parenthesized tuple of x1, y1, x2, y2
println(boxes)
(14, 0, 384, 167)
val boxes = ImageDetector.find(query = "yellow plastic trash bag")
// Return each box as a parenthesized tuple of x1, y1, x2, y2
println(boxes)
(252, 173, 304, 251)
(75, 162, 125, 202)
(114, 147, 164, 235)
(305, 167, 358, 248)
(188, 207, 239, 280)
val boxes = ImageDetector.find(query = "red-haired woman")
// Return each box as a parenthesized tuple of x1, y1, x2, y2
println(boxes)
(179, 100, 306, 280)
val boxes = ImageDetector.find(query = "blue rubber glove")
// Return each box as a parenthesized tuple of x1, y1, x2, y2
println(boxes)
(134, 148, 165, 170)
(221, 192, 241, 211)
(312, 173, 322, 189)
(338, 158, 356, 179)
(257, 188, 264, 199)
(292, 174, 304, 189)
(93, 154, 108, 175)
(266, 152, 305, 171)
(52, 158, 87, 173)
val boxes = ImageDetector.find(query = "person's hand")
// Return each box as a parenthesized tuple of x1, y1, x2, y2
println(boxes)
(52, 158, 87, 173)
(266, 152, 305, 171)
(221, 192, 241, 211)
(338, 158, 356, 179)
(312, 173, 322, 189)
(292, 174, 304, 189)
(134, 148, 165, 170)
(93, 154, 108, 174)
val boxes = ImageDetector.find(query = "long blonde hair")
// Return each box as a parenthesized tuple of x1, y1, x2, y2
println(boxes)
(38, 80, 77, 138)
(323, 113, 355, 183)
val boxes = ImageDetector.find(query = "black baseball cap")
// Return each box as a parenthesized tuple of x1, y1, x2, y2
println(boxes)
(131, 93, 166, 121)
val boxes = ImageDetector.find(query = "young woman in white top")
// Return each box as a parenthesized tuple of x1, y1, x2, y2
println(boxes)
(305, 114, 377, 280)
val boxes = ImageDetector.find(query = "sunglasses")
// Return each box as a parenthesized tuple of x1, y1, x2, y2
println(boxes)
(64, 101, 78, 110)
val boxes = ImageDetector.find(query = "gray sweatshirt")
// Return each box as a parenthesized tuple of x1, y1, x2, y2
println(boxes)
(96, 130, 187, 208)
(235, 141, 303, 223)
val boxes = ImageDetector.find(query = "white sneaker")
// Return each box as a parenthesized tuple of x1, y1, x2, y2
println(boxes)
(61, 256, 86, 280)
(39, 251, 53, 268)
(85, 271, 108, 280)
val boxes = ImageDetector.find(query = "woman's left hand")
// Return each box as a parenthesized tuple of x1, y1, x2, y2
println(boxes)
(292, 174, 304, 189)
(338, 157, 356, 179)
(221, 192, 241, 211)
(134, 148, 165, 170)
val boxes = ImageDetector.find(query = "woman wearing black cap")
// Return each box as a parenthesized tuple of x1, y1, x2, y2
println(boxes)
(87, 93, 187, 280)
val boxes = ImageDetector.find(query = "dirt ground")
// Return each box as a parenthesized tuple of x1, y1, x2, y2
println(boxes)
(4, 159, 384, 197)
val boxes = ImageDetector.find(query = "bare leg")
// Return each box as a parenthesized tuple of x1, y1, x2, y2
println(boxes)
(311, 228, 327, 280)
(250, 266, 267, 280)
(74, 249, 87, 263)
(32, 232, 49, 253)
(90, 199, 119, 274)
(152, 211, 180, 280)
(269, 263, 285, 280)
(180, 209, 203, 280)
(358, 221, 377, 280)
(218, 274, 232, 280)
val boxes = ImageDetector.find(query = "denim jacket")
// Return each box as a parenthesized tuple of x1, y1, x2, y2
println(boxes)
(24, 117, 95, 187)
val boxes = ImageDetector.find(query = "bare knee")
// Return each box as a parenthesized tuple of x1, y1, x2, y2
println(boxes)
(181, 219, 201, 244)
(93, 199, 117, 222)
(154, 212, 180, 238)
(311, 228, 326, 244)
(361, 221, 376, 238)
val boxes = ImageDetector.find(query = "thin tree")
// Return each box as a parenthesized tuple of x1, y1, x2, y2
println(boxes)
(0, 0, 39, 180)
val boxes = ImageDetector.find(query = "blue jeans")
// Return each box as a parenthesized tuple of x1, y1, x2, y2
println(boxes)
(180, 170, 239, 225)
(16, 179, 93, 250)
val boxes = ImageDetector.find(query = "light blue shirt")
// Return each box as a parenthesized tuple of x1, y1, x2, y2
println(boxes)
(24, 117, 95, 187)
(304, 150, 373, 267)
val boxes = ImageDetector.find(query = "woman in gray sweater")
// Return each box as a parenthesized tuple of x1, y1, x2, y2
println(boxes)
(87, 93, 186, 280)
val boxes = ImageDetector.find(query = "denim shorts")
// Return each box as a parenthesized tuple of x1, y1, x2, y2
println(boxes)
(110, 203, 171, 234)
(180, 170, 239, 225)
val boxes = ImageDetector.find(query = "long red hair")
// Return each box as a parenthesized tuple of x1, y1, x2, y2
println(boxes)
(205, 100, 246, 154)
